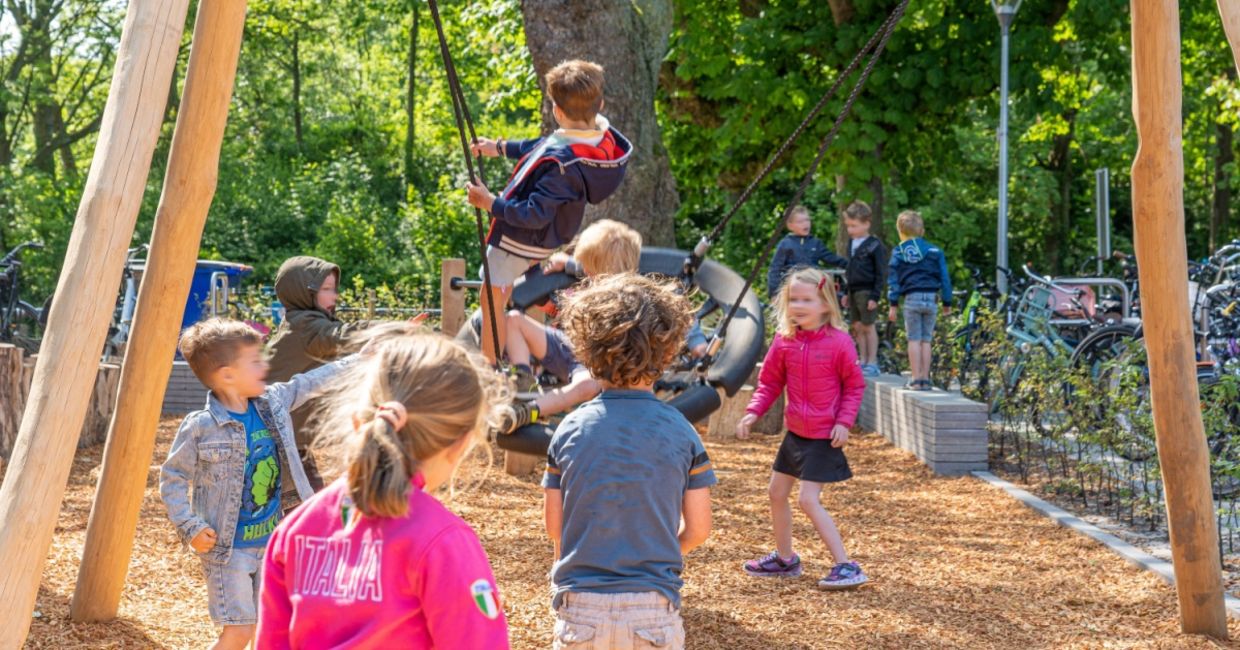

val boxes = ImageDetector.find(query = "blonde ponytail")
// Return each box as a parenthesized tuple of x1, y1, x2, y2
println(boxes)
(316, 323, 512, 518)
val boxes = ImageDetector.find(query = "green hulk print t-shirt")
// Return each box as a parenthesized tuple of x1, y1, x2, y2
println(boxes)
(229, 403, 282, 548)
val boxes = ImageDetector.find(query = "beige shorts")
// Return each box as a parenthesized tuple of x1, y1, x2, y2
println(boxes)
(553, 591, 684, 650)
(478, 245, 540, 287)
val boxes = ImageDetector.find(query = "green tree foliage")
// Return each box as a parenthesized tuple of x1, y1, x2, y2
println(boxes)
(1, 0, 1239, 308)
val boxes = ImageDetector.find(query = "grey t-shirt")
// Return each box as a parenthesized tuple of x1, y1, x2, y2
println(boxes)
(543, 389, 717, 609)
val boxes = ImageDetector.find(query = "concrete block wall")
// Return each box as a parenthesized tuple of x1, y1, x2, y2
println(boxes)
(163, 360, 208, 415)
(857, 374, 988, 476)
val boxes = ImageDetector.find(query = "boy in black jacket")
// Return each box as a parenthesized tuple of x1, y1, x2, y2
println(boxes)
(840, 201, 887, 376)
(765, 205, 847, 300)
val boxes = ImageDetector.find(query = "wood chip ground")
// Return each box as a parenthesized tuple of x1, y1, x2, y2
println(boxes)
(13, 420, 1240, 648)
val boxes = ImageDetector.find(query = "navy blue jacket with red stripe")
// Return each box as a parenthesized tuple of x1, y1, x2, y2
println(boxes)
(488, 126, 632, 260)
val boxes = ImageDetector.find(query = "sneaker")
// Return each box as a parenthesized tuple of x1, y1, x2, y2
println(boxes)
(509, 365, 539, 394)
(743, 551, 802, 578)
(817, 562, 868, 590)
(861, 364, 881, 377)
(496, 401, 539, 435)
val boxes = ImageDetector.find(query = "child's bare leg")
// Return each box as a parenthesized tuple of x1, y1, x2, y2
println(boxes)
(769, 471, 797, 558)
(863, 323, 879, 366)
(919, 340, 933, 382)
(796, 481, 849, 564)
(906, 339, 921, 381)
(211, 625, 254, 650)
(479, 283, 511, 364)
(505, 310, 549, 368)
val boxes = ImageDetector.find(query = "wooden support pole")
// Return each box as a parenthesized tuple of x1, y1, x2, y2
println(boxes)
(1130, 0, 1228, 637)
(0, 0, 191, 644)
(1218, 0, 1240, 76)
(440, 258, 466, 336)
(70, 0, 249, 622)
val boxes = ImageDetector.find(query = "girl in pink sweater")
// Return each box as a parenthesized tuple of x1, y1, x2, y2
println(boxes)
(257, 327, 511, 649)
(737, 267, 868, 590)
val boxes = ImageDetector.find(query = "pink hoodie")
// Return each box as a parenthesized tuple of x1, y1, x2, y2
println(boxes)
(257, 475, 509, 650)
(746, 325, 866, 439)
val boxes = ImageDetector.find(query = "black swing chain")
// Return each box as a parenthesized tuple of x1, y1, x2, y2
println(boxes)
(426, 0, 503, 365)
(703, 0, 908, 368)
(686, 0, 910, 276)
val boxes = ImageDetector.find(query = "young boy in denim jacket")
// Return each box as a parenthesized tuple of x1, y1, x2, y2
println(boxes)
(160, 319, 355, 649)
(543, 274, 715, 650)
(887, 211, 952, 390)
(465, 59, 632, 365)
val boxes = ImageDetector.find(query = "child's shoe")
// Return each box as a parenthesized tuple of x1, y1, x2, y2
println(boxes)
(817, 562, 868, 590)
(862, 364, 881, 377)
(496, 400, 539, 434)
(743, 551, 802, 578)
(509, 365, 539, 394)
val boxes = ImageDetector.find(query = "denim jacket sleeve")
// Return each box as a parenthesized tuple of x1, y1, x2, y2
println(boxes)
(159, 416, 211, 547)
(265, 353, 359, 413)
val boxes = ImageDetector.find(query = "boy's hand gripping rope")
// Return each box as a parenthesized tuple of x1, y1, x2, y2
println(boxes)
(700, 0, 909, 369)
(426, 0, 502, 364)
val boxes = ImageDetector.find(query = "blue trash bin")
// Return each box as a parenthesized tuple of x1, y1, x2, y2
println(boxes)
(181, 260, 254, 332)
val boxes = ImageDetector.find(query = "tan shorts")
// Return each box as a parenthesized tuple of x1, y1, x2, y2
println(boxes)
(478, 245, 539, 287)
(553, 591, 684, 650)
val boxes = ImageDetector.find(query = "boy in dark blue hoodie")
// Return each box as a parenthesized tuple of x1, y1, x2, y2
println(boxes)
(765, 205, 847, 300)
(887, 210, 952, 390)
(466, 59, 631, 363)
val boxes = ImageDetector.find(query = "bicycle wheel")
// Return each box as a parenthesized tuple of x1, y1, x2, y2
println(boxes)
(10, 300, 43, 353)
(1070, 323, 1140, 379)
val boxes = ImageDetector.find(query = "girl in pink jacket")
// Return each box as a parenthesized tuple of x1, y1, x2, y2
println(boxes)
(257, 327, 512, 649)
(737, 267, 868, 590)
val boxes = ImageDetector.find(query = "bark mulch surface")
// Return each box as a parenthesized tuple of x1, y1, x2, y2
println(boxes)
(13, 420, 1240, 648)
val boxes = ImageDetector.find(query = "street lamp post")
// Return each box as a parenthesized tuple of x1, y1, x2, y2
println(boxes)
(993, 0, 1021, 294)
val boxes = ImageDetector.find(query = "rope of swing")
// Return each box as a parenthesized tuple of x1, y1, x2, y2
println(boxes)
(703, 0, 909, 365)
(426, 0, 503, 363)
(685, 0, 910, 275)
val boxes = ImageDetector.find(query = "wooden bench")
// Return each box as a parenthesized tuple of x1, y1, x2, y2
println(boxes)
(857, 374, 988, 476)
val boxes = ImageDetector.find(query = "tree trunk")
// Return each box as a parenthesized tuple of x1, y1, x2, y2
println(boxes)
(404, 0, 418, 192)
(826, 0, 856, 26)
(1041, 112, 1076, 273)
(867, 142, 886, 239)
(1213, 110, 1234, 253)
(520, 0, 678, 246)
(292, 33, 303, 151)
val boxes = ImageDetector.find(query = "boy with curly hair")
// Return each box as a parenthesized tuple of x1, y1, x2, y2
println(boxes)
(543, 273, 716, 650)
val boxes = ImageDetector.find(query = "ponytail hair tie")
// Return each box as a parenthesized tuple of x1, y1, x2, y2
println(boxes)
(375, 401, 409, 430)
(818, 277, 828, 290)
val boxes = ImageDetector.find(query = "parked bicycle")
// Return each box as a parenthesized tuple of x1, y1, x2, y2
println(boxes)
(0, 241, 48, 353)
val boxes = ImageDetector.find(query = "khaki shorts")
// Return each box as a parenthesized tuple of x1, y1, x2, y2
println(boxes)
(553, 591, 684, 650)
(479, 245, 539, 287)
(848, 290, 879, 325)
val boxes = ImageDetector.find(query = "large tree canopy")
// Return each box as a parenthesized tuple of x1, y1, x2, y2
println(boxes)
(1, 0, 1237, 303)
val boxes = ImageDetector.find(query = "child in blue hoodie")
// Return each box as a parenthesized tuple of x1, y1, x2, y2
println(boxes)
(465, 59, 631, 364)
(887, 210, 952, 390)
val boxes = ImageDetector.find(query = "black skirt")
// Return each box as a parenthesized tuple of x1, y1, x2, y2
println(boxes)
(772, 430, 853, 483)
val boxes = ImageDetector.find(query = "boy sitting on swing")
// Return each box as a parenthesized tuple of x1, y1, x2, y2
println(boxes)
(466, 59, 632, 365)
